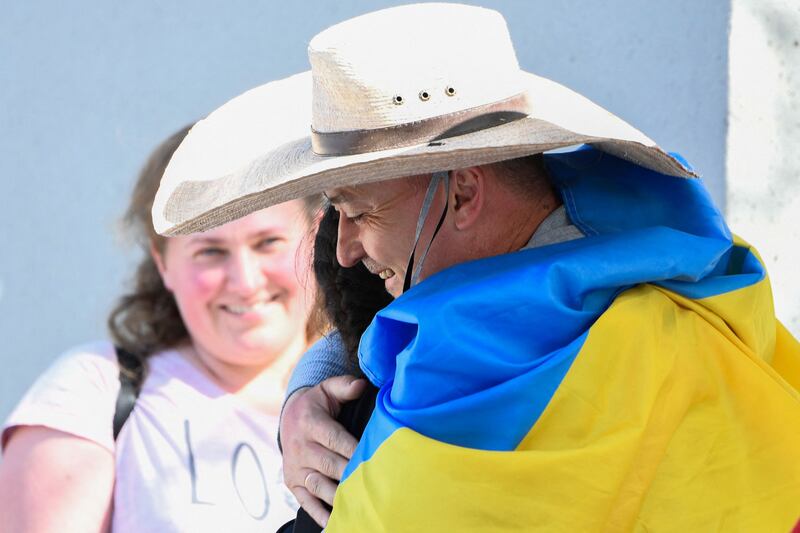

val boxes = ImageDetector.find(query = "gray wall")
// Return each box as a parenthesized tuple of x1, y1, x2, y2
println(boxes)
(0, 1, 730, 422)
(727, 0, 800, 335)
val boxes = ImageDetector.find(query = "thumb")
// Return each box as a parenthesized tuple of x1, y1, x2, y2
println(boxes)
(319, 375, 367, 404)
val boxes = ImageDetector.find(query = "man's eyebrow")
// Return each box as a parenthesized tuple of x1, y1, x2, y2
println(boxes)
(323, 191, 350, 205)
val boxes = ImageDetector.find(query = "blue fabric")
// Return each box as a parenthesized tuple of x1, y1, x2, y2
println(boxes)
(285, 331, 353, 400)
(344, 146, 764, 481)
(548, 146, 763, 297)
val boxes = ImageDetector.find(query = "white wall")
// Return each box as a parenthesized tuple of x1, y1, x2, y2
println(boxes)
(0, 0, 731, 422)
(727, 0, 800, 336)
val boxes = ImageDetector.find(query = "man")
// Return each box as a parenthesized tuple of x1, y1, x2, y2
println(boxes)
(153, 4, 800, 531)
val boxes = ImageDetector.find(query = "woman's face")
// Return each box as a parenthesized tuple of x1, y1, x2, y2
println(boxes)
(154, 199, 314, 369)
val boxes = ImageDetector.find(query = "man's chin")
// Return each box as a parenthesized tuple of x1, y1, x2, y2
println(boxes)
(385, 274, 403, 299)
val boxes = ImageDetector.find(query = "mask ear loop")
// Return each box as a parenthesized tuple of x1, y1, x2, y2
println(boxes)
(403, 171, 451, 293)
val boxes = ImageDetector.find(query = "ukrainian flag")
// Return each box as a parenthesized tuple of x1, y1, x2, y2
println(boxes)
(327, 147, 800, 532)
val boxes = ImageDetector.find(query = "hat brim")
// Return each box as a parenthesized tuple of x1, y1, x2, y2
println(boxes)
(153, 71, 695, 236)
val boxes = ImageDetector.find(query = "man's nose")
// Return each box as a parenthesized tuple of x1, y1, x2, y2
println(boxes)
(227, 249, 264, 294)
(336, 216, 365, 268)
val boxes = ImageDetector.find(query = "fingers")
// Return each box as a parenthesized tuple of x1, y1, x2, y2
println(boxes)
(302, 441, 350, 481)
(292, 485, 331, 528)
(285, 376, 363, 462)
(319, 375, 367, 407)
(280, 375, 365, 525)
(307, 416, 359, 465)
(304, 471, 338, 507)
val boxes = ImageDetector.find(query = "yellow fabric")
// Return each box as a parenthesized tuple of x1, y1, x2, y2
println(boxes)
(775, 321, 800, 392)
(329, 280, 800, 532)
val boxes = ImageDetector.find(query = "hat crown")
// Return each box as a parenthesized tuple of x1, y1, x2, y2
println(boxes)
(309, 3, 524, 133)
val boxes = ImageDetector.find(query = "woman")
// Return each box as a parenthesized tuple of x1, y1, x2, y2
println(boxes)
(280, 206, 391, 533)
(0, 125, 323, 532)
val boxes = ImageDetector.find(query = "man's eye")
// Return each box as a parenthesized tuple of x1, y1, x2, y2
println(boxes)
(347, 213, 365, 223)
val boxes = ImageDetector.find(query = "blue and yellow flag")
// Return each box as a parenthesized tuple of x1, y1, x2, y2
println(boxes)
(328, 147, 800, 532)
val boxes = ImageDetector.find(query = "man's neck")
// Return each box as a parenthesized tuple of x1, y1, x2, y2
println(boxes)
(491, 190, 562, 255)
(430, 185, 564, 274)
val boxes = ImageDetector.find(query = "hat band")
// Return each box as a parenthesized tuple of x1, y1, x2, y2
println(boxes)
(311, 92, 531, 157)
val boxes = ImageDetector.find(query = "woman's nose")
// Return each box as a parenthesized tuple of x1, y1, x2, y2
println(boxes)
(227, 249, 265, 294)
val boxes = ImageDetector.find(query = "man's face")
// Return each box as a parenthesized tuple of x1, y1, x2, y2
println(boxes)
(326, 176, 431, 298)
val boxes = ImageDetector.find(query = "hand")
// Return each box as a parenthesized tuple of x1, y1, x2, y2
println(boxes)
(281, 375, 366, 528)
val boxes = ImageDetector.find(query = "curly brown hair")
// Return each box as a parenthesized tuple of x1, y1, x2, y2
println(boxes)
(312, 206, 392, 364)
(108, 124, 323, 382)
(108, 126, 191, 375)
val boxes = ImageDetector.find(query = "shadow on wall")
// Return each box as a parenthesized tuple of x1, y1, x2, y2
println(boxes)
(726, 0, 800, 335)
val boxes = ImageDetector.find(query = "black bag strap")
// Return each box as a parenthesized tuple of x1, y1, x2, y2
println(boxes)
(113, 346, 143, 440)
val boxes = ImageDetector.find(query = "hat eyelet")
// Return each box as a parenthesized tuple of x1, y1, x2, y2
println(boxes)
(445, 86, 456, 96)
(393, 95, 404, 105)
(419, 90, 430, 101)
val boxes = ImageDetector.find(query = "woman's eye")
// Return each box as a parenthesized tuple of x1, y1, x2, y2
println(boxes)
(257, 237, 281, 250)
(196, 247, 225, 258)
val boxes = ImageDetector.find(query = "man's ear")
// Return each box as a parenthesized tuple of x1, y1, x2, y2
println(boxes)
(150, 241, 173, 291)
(449, 166, 485, 230)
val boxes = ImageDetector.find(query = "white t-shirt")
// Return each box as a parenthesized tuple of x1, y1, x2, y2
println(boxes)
(2, 341, 298, 532)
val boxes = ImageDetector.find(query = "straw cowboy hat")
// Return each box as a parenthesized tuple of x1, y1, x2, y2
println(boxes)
(152, 2, 694, 236)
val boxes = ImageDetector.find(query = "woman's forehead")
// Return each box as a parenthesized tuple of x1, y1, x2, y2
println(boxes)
(182, 201, 307, 242)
